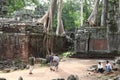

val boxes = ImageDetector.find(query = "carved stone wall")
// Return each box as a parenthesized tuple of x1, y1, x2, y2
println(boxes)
(108, 33, 120, 51)
(0, 33, 29, 61)
(89, 39, 107, 51)
(0, 33, 67, 61)
(75, 27, 108, 52)
(75, 28, 120, 53)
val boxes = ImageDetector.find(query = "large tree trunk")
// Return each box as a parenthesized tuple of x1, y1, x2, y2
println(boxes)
(87, 0, 100, 26)
(37, 0, 57, 34)
(37, 11, 49, 33)
(47, 0, 57, 33)
(37, 0, 57, 55)
(46, 0, 57, 55)
(101, 0, 107, 27)
(80, 0, 83, 26)
(56, 0, 65, 35)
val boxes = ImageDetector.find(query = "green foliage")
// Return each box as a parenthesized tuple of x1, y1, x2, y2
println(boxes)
(83, 0, 94, 23)
(62, 0, 80, 31)
(7, 0, 26, 13)
(4, 0, 111, 32)
(32, 0, 39, 5)
(7, 0, 39, 13)
(34, 4, 48, 18)
(5, 0, 94, 32)
(61, 0, 94, 31)
(61, 51, 74, 57)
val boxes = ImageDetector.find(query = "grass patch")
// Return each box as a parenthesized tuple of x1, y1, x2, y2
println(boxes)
(61, 51, 74, 58)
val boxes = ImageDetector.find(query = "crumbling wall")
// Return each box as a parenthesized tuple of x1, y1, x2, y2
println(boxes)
(0, 33, 29, 61)
(75, 28, 120, 53)
(108, 33, 120, 52)
(0, 33, 67, 61)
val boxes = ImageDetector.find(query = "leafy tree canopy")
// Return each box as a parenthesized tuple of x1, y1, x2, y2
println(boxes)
(7, 0, 39, 13)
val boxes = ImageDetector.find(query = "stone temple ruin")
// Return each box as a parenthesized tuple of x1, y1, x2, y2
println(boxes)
(0, 0, 70, 72)
(0, 0, 44, 60)
(0, 0, 120, 61)
(74, 0, 120, 58)
(0, 18, 67, 61)
(0, 17, 68, 61)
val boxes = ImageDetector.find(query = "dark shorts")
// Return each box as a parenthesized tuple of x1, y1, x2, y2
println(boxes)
(53, 61, 59, 67)
(97, 68, 104, 73)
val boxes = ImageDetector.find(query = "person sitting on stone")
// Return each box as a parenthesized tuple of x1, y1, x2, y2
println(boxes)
(105, 60, 112, 73)
(97, 62, 104, 73)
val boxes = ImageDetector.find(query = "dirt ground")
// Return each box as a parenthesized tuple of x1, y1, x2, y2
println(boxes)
(0, 58, 112, 80)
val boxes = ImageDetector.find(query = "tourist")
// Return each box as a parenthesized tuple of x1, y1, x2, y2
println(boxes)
(49, 54, 54, 71)
(53, 54, 60, 71)
(97, 62, 104, 73)
(105, 60, 112, 73)
(28, 55, 35, 74)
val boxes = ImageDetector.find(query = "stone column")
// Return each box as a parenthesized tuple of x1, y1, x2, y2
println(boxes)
(21, 34, 29, 62)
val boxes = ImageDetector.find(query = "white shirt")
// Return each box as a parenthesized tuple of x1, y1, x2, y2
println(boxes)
(98, 63, 103, 69)
(106, 63, 112, 69)
(53, 56, 59, 62)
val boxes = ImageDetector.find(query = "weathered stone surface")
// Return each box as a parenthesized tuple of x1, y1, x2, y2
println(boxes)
(115, 57, 120, 64)
(0, 59, 27, 72)
(87, 65, 97, 72)
(114, 57, 120, 69)
(2, 69, 10, 73)
(113, 75, 120, 80)
(67, 74, 79, 80)
(0, 78, 6, 80)
(18, 76, 23, 80)
(39, 58, 47, 64)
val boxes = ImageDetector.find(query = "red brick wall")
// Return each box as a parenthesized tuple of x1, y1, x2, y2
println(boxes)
(89, 39, 107, 51)
(0, 34, 29, 61)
